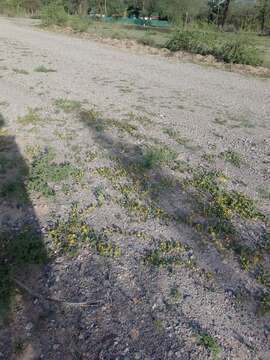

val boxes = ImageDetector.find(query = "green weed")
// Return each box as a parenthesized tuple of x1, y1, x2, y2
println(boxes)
(34, 65, 56, 73)
(144, 240, 193, 270)
(166, 30, 262, 66)
(12, 68, 29, 75)
(27, 150, 83, 197)
(220, 149, 242, 167)
(198, 333, 222, 359)
(163, 128, 190, 146)
(258, 292, 270, 316)
(50, 206, 121, 257)
(17, 108, 43, 126)
(141, 145, 177, 169)
(0, 226, 47, 316)
(54, 98, 82, 113)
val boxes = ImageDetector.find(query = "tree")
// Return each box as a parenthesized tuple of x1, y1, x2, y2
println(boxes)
(158, 0, 207, 25)
(257, 0, 270, 33)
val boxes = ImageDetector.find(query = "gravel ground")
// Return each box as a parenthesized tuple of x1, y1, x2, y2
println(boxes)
(0, 17, 270, 360)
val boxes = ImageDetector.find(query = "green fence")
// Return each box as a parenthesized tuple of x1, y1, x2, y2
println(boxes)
(103, 17, 171, 29)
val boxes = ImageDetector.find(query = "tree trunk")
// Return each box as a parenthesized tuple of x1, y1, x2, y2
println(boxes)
(260, 3, 266, 33)
(221, 0, 231, 28)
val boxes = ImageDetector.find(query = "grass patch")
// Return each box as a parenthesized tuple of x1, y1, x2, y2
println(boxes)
(34, 65, 56, 73)
(144, 240, 194, 271)
(219, 149, 242, 167)
(0, 177, 28, 203)
(0, 226, 47, 316)
(188, 170, 264, 237)
(166, 29, 263, 66)
(54, 98, 82, 113)
(141, 145, 177, 169)
(198, 333, 222, 359)
(27, 149, 83, 197)
(258, 293, 270, 316)
(50, 206, 121, 257)
(164, 128, 190, 146)
(12, 68, 29, 75)
(17, 108, 43, 126)
(230, 115, 255, 129)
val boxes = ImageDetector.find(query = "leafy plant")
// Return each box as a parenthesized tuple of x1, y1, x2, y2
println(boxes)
(198, 333, 222, 359)
(220, 149, 242, 167)
(17, 108, 43, 125)
(40, 3, 68, 26)
(54, 98, 81, 113)
(34, 65, 56, 73)
(27, 150, 82, 197)
(166, 30, 262, 66)
(141, 145, 177, 169)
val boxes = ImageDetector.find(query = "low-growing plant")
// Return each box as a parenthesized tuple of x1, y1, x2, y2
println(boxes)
(141, 145, 177, 169)
(166, 29, 263, 66)
(34, 65, 56, 73)
(198, 332, 222, 359)
(144, 240, 193, 270)
(17, 108, 43, 125)
(219, 149, 242, 167)
(50, 206, 121, 257)
(54, 98, 81, 113)
(68, 16, 90, 33)
(40, 3, 68, 26)
(12, 68, 29, 75)
(27, 150, 83, 197)
(258, 292, 270, 316)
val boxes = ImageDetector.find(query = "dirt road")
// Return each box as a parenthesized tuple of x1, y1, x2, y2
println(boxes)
(0, 17, 270, 359)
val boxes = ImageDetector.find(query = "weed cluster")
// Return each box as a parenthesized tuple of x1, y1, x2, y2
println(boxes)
(144, 240, 194, 271)
(166, 30, 262, 66)
(49, 206, 121, 257)
(27, 149, 83, 197)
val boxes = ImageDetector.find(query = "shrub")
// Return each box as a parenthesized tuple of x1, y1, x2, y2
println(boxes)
(166, 29, 263, 66)
(141, 145, 177, 169)
(68, 16, 90, 33)
(216, 38, 263, 66)
(40, 3, 68, 26)
(166, 30, 216, 55)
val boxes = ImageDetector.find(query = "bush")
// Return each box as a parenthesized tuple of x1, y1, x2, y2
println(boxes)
(166, 29, 263, 66)
(166, 30, 216, 55)
(216, 38, 263, 66)
(40, 3, 68, 26)
(68, 16, 90, 33)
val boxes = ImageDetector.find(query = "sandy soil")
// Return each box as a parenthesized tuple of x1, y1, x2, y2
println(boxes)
(0, 17, 270, 360)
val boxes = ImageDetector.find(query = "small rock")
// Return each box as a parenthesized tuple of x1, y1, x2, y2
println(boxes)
(25, 322, 33, 331)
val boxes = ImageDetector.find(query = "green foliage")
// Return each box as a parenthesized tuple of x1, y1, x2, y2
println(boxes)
(219, 149, 242, 167)
(166, 29, 263, 66)
(17, 108, 43, 125)
(258, 292, 270, 316)
(144, 240, 193, 270)
(12, 68, 29, 75)
(40, 3, 68, 26)
(217, 38, 263, 66)
(198, 333, 222, 359)
(54, 98, 82, 113)
(68, 16, 90, 32)
(190, 170, 263, 222)
(141, 145, 177, 169)
(0, 226, 47, 316)
(34, 65, 56, 73)
(27, 150, 83, 197)
(50, 206, 121, 257)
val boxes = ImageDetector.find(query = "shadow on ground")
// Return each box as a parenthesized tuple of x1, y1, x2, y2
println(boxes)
(79, 109, 269, 313)
(0, 112, 47, 355)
